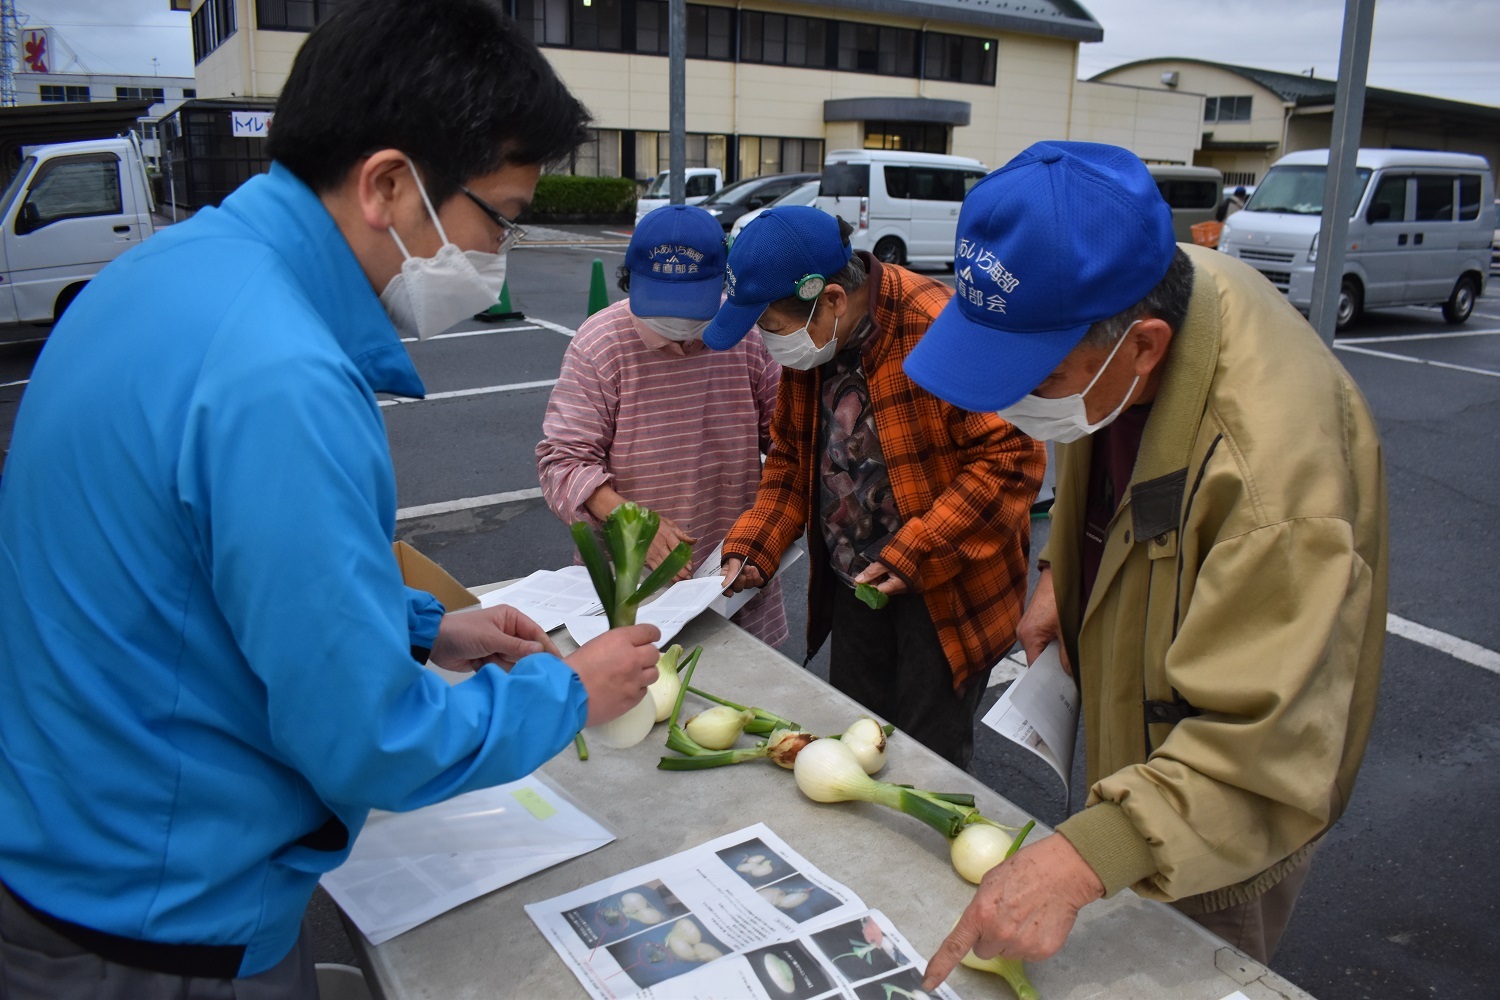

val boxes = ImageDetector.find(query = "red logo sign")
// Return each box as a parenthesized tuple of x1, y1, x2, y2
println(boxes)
(23, 30, 48, 74)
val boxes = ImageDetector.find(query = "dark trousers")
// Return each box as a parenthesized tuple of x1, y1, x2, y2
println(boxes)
(828, 582, 989, 769)
(0, 882, 319, 1000)
(1173, 849, 1317, 965)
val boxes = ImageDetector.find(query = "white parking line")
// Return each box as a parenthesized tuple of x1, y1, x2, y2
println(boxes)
(1333, 343, 1500, 378)
(0, 378, 27, 388)
(1340, 327, 1500, 344)
(398, 324, 540, 344)
(396, 487, 544, 521)
(529, 317, 579, 337)
(1388, 614, 1500, 677)
(379, 378, 557, 407)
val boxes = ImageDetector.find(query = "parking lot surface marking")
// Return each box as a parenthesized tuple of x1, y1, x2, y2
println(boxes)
(1340, 328, 1500, 345)
(1333, 342, 1500, 378)
(396, 487, 544, 521)
(397, 325, 541, 344)
(1388, 614, 1500, 677)
(379, 379, 558, 407)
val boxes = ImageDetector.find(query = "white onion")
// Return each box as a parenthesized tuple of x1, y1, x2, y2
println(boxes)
(633, 905, 664, 924)
(950, 823, 1014, 884)
(684, 706, 753, 750)
(841, 717, 888, 774)
(692, 942, 723, 961)
(584, 691, 657, 749)
(619, 892, 647, 914)
(670, 919, 701, 945)
(792, 737, 879, 803)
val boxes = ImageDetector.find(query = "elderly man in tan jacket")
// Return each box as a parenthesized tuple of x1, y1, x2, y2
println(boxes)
(904, 141, 1387, 982)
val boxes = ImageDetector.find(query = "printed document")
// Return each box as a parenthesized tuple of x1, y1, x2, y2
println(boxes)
(527, 822, 962, 1000)
(979, 641, 1079, 796)
(322, 775, 614, 945)
(565, 577, 727, 649)
(478, 566, 602, 631)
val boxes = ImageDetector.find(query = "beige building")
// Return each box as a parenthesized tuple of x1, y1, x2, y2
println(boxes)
(188, 0, 1205, 181)
(1093, 58, 1500, 187)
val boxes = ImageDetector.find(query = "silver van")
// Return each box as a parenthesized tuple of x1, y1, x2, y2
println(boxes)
(1218, 148, 1495, 329)
(814, 149, 988, 268)
(1147, 164, 1223, 242)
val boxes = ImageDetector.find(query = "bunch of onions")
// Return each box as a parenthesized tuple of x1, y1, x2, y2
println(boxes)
(950, 822, 1038, 1000)
(791, 738, 982, 840)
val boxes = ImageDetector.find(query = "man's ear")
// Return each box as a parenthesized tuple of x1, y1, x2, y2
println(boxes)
(1129, 317, 1174, 376)
(823, 283, 849, 321)
(354, 150, 418, 233)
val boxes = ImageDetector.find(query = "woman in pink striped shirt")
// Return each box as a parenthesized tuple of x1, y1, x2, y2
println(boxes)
(536, 205, 788, 645)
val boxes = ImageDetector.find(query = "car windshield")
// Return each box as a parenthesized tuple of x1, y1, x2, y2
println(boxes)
(701, 177, 764, 207)
(1246, 165, 1372, 216)
(644, 172, 671, 197)
(0, 156, 34, 219)
(771, 181, 820, 207)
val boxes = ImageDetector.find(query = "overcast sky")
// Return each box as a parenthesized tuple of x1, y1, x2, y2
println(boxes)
(15, 0, 1500, 107)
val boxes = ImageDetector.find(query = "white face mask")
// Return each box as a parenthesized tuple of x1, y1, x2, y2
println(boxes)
(763, 297, 840, 371)
(638, 314, 711, 343)
(379, 159, 509, 340)
(997, 322, 1142, 443)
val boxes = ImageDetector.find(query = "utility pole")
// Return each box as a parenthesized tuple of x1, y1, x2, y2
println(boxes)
(1, 0, 19, 108)
(668, 0, 685, 203)
(1307, 0, 1376, 345)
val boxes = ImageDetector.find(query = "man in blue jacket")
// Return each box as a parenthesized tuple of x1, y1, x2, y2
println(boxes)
(0, 2, 661, 996)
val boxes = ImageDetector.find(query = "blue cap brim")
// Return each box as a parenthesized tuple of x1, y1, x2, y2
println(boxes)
(630, 273, 725, 321)
(703, 298, 768, 350)
(904, 296, 1089, 412)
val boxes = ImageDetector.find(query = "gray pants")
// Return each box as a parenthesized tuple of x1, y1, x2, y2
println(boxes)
(1174, 849, 1316, 965)
(0, 884, 319, 1000)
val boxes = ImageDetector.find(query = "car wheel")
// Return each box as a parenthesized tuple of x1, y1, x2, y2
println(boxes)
(53, 282, 87, 324)
(1441, 274, 1478, 324)
(872, 237, 905, 265)
(1335, 277, 1362, 331)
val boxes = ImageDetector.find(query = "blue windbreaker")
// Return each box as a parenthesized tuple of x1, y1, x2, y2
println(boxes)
(0, 164, 587, 975)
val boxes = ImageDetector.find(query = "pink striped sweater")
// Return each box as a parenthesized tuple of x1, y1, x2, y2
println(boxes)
(536, 299, 788, 646)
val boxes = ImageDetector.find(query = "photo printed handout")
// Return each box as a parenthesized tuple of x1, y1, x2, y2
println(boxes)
(526, 823, 962, 1000)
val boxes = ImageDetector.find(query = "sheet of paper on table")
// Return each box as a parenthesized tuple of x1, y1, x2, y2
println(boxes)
(564, 576, 727, 649)
(693, 539, 807, 619)
(477, 565, 602, 632)
(526, 822, 963, 1000)
(321, 775, 614, 946)
(979, 640, 1079, 796)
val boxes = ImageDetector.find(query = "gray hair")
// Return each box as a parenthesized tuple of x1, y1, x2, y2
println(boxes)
(770, 216, 868, 320)
(1079, 247, 1195, 348)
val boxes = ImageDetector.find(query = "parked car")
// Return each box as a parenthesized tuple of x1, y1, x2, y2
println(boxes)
(633, 167, 723, 224)
(1492, 198, 1499, 276)
(729, 179, 821, 241)
(1218, 148, 1495, 329)
(814, 149, 988, 268)
(1146, 164, 1223, 241)
(699, 172, 817, 232)
(0, 134, 156, 325)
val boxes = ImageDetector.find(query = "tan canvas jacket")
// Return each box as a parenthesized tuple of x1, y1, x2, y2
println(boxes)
(1049, 244, 1388, 912)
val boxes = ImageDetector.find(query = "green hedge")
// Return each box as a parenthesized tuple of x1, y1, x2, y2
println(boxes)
(526, 176, 638, 222)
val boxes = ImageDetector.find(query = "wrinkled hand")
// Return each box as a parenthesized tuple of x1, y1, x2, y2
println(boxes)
(853, 560, 908, 596)
(720, 557, 765, 595)
(566, 624, 663, 726)
(1017, 567, 1072, 676)
(431, 605, 563, 672)
(648, 515, 696, 582)
(923, 834, 1105, 990)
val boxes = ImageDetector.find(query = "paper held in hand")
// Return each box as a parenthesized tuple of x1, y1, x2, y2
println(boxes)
(979, 640, 1080, 796)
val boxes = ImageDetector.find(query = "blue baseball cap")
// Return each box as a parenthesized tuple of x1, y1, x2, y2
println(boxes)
(703, 206, 853, 350)
(626, 205, 728, 320)
(903, 141, 1177, 411)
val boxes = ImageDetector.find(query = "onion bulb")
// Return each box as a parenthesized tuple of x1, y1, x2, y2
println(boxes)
(585, 690, 657, 749)
(841, 717, 887, 774)
(950, 823, 1014, 884)
(792, 738, 879, 803)
(954, 918, 1040, 1000)
(767, 730, 817, 768)
(684, 705, 754, 750)
(647, 645, 685, 722)
(692, 942, 723, 962)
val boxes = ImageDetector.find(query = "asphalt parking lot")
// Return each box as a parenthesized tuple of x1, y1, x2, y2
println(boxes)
(1, 227, 1496, 999)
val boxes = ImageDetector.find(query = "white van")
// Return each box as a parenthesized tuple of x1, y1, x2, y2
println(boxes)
(814, 149, 988, 268)
(0, 135, 156, 325)
(1218, 148, 1495, 329)
(633, 167, 723, 224)
(1146, 164, 1223, 242)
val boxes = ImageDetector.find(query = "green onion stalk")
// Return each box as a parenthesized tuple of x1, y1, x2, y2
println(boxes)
(569, 501, 693, 759)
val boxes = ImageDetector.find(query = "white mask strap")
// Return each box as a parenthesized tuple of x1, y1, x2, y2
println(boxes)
(399, 155, 454, 247)
(1080, 320, 1139, 398)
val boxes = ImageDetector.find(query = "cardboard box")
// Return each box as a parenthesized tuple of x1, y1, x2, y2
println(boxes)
(393, 540, 479, 612)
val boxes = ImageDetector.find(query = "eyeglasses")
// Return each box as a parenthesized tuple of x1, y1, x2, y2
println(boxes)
(459, 186, 527, 253)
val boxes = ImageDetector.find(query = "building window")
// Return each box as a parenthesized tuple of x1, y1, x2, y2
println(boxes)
(116, 87, 166, 102)
(740, 11, 827, 69)
(39, 85, 92, 103)
(183, 88, 197, 98)
(1222, 170, 1257, 186)
(1204, 96, 1252, 123)
(686, 4, 733, 59)
(837, 23, 917, 77)
(634, 131, 729, 181)
(738, 135, 824, 178)
(923, 33, 995, 86)
(864, 121, 948, 154)
(571, 0, 624, 50)
(256, 0, 345, 32)
(549, 128, 623, 177)
(192, 0, 237, 63)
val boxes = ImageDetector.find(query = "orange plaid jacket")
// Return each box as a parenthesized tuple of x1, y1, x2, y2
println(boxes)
(723, 255, 1045, 691)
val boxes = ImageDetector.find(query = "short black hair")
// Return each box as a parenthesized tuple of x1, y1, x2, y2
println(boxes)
(617, 263, 632, 293)
(268, 0, 590, 205)
(769, 216, 868, 320)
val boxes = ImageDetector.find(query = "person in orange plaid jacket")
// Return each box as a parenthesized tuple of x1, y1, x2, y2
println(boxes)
(702, 206, 1044, 767)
